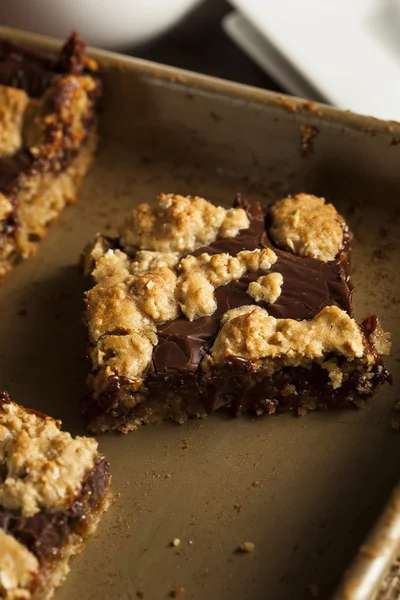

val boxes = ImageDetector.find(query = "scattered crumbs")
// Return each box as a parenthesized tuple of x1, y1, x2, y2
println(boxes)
(233, 503, 243, 513)
(391, 137, 400, 146)
(303, 101, 317, 111)
(182, 439, 190, 450)
(308, 583, 320, 597)
(303, 101, 323, 116)
(170, 585, 185, 597)
(171, 538, 181, 548)
(188, 540, 193, 545)
(276, 95, 297, 113)
(165, 473, 171, 479)
(136, 589, 145, 598)
(297, 407, 308, 417)
(391, 417, 400, 432)
(299, 124, 319, 157)
(239, 541, 255, 553)
(252, 481, 261, 488)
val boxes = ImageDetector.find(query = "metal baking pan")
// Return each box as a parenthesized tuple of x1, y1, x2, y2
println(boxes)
(0, 26, 399, 600)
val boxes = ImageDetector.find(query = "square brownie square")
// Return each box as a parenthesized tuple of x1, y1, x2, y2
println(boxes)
(81, 192, 391, 433)
(0, 392, 111, 599)
(0, 32, 101, 281)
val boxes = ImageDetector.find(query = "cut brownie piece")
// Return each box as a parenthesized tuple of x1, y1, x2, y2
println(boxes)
(80, 192, 391, 433)
(0, 32, 101, 281)
(0, 392, 111, 599)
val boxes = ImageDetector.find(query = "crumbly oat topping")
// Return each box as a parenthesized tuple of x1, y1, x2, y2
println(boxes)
(0, 193, 13, 222)
(23, 75, 97, 165)
(176, 249, 277, 321)
(247, 272, 283, 304)
(85, 274, 156, 342)
(0, 85, 29, 157)
(208, 305, 366, 373)
(321, 359, 344, 389)
(119, 194, 249, 255)
(367, 319, 391, 356)
(91, 249, 131, 283)
(81, 234, 111, 277)
(0, 530, 38, 597)
(0, 401, 98, 517)
(134, 267, 179, 323)
(90, 332, 157, 395)
(131, 250, 180, 275)
(85, 244, 278, 388)
(269, 194, 345, 262)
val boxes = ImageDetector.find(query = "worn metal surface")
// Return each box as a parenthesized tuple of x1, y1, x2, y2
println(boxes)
(0, 26, 399, 600)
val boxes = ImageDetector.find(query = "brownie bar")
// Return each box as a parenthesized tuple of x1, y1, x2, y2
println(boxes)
(81, 192, 391, 433)
(0, 392, 111, 600)
(0, 32, 101, 281)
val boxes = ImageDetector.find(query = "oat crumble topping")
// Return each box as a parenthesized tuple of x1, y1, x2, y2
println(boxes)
(269, 194, 345, 262)
(0, 530, 38, 597)
(0, 402, 98, 516)
(119, 194, 249, 255)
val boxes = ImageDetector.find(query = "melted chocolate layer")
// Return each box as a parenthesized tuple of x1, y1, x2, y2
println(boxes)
(153, 196, 353, 375)
(0, 31, 85, 97)
(0, 456, 109, 561)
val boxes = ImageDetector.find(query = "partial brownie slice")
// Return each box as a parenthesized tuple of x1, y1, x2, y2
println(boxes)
(80, 192, 391, 433)
(0, 32, 101, 281)
(0, 392, 111, 600)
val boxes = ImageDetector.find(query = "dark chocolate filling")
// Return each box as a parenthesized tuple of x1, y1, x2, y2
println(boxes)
(0, 456, 109, 561)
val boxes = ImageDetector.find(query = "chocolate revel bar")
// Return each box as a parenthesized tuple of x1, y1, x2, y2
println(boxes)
(0, 392, 111, 600)
(81, 192, 391, 433)
(0, 32, 101, 280)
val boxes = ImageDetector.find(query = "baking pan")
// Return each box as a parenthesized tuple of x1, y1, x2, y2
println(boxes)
(0, 26, 399, 600)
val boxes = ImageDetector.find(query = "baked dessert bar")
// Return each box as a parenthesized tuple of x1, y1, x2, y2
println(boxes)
(0, 392, 111, 599)
(81, 192, 391, 433)
(0, 32, 101, 281)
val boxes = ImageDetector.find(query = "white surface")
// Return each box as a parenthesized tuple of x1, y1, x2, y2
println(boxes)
(226, 0, 400, 121)
(223, 12, 324, 103)
(0, 0, 201, 50)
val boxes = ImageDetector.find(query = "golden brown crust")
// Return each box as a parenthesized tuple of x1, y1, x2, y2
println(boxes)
(0, 401, 98, 517)
(0, 531, 38, 600)
(0, 86, 29, 157)
(247, 272, 283, 304)
(269, 194, 345, 262)
(176, 249, 277, 321)
(206, 305, 366, 374)
(119, 194, 249, 254)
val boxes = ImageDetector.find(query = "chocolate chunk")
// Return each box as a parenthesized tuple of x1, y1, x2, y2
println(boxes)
(0, 456, 109, 561)
(154, 316, 219, 374)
